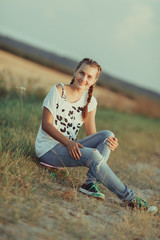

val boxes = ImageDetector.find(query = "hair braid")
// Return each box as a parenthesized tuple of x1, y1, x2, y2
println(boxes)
(82, 84, 94, 121)
(70, 77, 75, 85)
(69, 58, 102, 121)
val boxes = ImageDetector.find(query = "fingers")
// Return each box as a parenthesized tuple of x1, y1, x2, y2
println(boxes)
(108, 138, 118, 146)
(76, 144, 82, 158)
(107, 136, 119, 151)
(71, 143, 84, 160)
(107, 143, 116, 151)
(70, 147, 80, 160)
(68, 142, 82, 160)
(78, 143, 84, 148)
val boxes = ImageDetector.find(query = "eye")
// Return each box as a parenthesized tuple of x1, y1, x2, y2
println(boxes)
(79, 71, 84, 75)
(88, 75, 92, 79)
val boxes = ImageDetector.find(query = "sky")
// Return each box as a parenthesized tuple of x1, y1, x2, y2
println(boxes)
(0, 0, 160, 93)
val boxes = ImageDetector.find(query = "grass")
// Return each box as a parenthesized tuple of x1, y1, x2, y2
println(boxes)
(0, 87, 160, 240)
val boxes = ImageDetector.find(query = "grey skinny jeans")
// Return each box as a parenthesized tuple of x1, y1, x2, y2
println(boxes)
(39, 130, 137, 202)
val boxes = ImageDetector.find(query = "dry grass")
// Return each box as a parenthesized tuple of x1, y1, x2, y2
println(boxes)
(133, 95, 160, 118)
(0, 93, 160, 240)
(1, 49, 160, 117)
(114, 210, 159, 240)
(0, 51, 160, 240)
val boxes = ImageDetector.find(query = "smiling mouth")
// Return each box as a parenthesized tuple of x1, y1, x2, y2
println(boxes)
(78, 81, 87, 86)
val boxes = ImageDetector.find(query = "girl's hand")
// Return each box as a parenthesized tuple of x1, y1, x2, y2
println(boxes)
(107, 136, 119, 151)
(66, 140, 84, 160)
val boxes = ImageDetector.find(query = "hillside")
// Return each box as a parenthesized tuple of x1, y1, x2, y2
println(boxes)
(0, 49, 160, 117)
(0, 35, 160, 101)
(0, 50, 136, 113)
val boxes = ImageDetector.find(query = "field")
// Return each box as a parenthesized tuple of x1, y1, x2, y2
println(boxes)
(0, 51, 160, 240)
(1, 49, 160, 117)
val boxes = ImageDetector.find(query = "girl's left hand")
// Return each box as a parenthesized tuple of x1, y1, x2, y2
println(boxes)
(107, 136, 119, 151)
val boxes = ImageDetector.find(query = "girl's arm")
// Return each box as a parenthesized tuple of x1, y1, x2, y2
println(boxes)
(42, 107, 70, 146)
(84, 107, 97, 136)
(42, 107, 83, 160)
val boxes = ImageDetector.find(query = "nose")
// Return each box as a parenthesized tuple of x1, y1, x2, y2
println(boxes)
(81, 75, 88, 83)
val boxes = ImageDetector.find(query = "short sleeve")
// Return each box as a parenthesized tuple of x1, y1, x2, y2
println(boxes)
(42, 86, 58, 116)
(88, 95, 98, 112)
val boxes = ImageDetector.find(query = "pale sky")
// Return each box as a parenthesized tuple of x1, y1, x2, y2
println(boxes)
(0, 0, 160, 93)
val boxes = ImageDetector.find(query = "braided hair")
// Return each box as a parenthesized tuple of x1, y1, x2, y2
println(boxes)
(70, 58, 102, 121)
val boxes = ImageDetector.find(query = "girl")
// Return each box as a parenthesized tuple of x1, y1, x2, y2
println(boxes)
(35, 58, 157, 213)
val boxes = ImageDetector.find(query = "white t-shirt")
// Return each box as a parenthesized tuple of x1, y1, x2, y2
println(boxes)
(35, 83, 97, 158)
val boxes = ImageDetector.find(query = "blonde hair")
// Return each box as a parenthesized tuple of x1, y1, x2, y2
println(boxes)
(70, 58, 102, 121)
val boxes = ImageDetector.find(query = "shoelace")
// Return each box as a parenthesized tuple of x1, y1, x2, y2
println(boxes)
(90, 182, 101, 192)
(132, 197, 149, 208)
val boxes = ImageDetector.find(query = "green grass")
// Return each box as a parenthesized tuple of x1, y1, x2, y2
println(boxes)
(0, 91, 160, 240)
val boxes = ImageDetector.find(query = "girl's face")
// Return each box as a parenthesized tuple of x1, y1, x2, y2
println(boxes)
(73, 63, 98, 90)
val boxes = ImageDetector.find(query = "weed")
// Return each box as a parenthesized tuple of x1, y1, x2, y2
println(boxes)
(0, 86, 160, 240)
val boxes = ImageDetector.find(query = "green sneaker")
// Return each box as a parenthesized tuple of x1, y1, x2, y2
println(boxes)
(79, 182, 105, 199)
(128, 197, 158, 213)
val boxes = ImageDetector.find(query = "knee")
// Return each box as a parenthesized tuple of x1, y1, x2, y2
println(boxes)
(84, 148, 102, 167)
(86, 149, 102, 166)
(100, 130, 115, 139)
(89, 149, 104, 171)
(91, 148, 102, 159)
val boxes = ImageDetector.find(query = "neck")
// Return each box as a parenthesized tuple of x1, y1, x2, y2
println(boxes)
(70, 84, 86, 95)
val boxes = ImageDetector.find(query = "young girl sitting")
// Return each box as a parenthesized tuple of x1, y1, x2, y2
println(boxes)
(35, 58, 157, 213)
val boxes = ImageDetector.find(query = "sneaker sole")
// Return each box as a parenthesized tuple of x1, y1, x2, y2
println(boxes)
(79, 187, 105, 199)
(148, 206, 158, 214)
